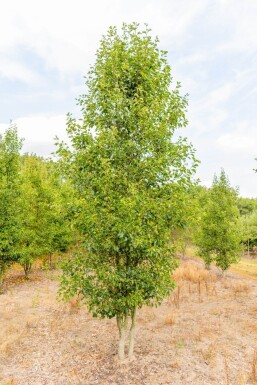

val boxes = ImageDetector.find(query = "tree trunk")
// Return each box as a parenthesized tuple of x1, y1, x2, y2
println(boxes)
(205, 263, 210, 270)
(23, 262, 32, 279)
(0, 271, 5, 294)
(128, 307, 136, 358)
(49, 253, 53, 269)
(116, 314, 128, 360)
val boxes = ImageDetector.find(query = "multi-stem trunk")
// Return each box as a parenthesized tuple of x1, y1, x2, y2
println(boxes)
(116, 314, 128, 360)
(116, 308, 137, 360)
(23, 261, 32, 279)
(49, 253, 54, 269)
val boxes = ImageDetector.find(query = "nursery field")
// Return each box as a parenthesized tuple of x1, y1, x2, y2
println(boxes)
(1, 261, 257, 385)
(231, 258, 257, 281)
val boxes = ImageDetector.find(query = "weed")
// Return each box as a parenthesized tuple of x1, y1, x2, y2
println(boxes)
(176, 340, 184, 349)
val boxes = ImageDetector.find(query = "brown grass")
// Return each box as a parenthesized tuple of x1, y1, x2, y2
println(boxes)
(1, 261, 257, 385)
(231, 282, 251, 297)
(163, 310, 177, 326)
(170, 262, 218, 305)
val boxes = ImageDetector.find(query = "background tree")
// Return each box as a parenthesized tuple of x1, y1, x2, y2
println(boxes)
(196, 170, 241, 272)
(18, 155, 48, 278)
(42, 159, 74, 269)
(240, 210, 257, 255)
(237, 197, 257, 216)
(0, 124, 23, 292)
(171, 184, 203, 258)
(58, 23, 198, 360)
(18, 155, 74, 278)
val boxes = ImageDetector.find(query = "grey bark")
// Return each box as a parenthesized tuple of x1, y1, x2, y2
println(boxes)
(128, 307, 136, 358)
(116, 314, 128, 360)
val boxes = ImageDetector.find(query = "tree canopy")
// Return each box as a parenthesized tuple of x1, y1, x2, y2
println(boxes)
(0, 124, 23, 291)
(196, 170, 241, 271)
(58, 23, 198, 359)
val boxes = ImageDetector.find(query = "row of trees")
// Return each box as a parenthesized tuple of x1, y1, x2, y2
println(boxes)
(172, 170, 242, 272)
(0, 124, 73, 291)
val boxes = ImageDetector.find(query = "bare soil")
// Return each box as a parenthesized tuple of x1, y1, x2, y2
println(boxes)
(1, 261, 257, 385)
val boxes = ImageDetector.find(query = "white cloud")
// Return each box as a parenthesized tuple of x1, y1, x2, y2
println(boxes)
(217, 121, 257, 152)
(0, 58, 41, 84)
(0, 115, 68, 157)
(0, 0, 208, 78)
(212, 0, 257, 53)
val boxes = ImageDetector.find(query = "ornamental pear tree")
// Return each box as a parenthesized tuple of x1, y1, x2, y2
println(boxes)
(58, 23, 198, 360)
(0, 124, 23, 292)
(196, 169, 241, 272)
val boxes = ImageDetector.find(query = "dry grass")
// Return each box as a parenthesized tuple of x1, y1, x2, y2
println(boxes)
(231, 282, 251, 297)
(1, 261, 257, 385)
(201, 342, 217, 366)
(170, 262, 217, 305)
(163, 310, 177, 326)
(231, 258, 257, 281)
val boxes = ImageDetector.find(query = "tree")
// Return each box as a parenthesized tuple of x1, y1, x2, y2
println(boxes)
(196, 170, 241, 272)
(58, 23, 197, 360)
(18, 155, 73, 278)
(18, 155, 48, 278)
(237, 197, 257, 216)
(0, 124, 23, 292)
(240, 210, 257, 254)
(171, 184, 203, 258)
(42, 159, 74, 269)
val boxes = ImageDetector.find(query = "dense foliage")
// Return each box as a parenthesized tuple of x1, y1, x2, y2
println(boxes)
(58, 23, 198, 359)
(0, 125, 74, 288)
(0, 124, 23, 291)
(196, 170, 241, 271)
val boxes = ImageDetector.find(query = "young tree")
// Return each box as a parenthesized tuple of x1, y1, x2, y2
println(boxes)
(42, 159, 74, 269)
(18, 155, 48, 278)
(196, 170, 241, 272)
(0, 124, 23, 292)
(18, 155, 73, 277)
(240, 210, 257, 254)
(58, 23, 197, 359)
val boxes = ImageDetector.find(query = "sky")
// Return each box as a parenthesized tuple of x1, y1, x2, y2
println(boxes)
(0, 0, 256, 197)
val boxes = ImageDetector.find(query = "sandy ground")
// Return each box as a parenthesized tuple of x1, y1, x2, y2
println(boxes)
(1, 261, 257, 385)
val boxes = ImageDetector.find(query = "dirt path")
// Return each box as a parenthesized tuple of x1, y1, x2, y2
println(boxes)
(1, 263, 257, 385)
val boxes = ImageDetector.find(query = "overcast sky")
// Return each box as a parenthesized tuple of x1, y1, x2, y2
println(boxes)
(0, 0, 256, 197)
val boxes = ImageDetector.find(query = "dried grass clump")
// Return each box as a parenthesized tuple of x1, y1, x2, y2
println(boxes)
(0, 327, 27, 358)
(163, 310, 177, 326)
(232, 282, 251, 297)
(172, 263, 217, 303)
(201, 342, 217, 365)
